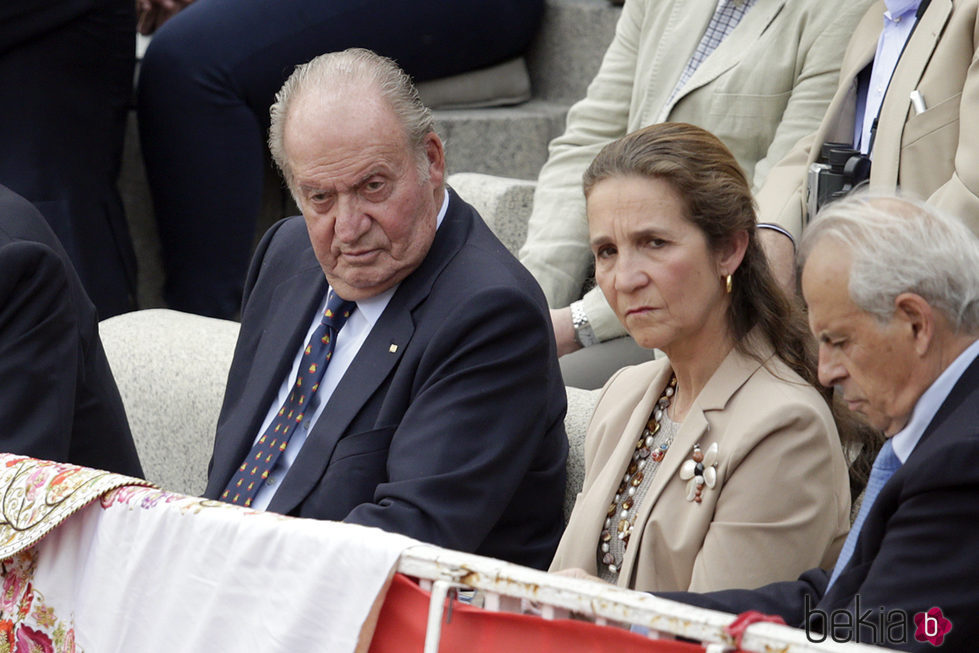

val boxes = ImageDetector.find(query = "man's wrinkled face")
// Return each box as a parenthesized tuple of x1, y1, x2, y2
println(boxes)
(802, 239, 920, 436)
(284, 87, 444, 301)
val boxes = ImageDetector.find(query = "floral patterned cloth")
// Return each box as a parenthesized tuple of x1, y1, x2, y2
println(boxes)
(0, 454, 149, 653)
(0, 455, 151, 560)
(0, 454, 417, 652)
(1, 548, 75, 653)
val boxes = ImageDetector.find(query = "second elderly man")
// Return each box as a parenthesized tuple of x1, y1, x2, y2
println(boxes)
(203, 49, 568, 569)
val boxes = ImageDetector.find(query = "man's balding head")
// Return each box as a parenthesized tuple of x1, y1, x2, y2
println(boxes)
(269, 48, 440, 195)
(267, 48, 446, 301)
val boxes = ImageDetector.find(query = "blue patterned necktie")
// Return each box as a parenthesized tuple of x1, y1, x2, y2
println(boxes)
(827, 439, 901, 588)
(221, 291, 356, 508)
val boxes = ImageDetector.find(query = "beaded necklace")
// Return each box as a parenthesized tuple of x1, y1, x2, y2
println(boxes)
(599, 375, 677, 575)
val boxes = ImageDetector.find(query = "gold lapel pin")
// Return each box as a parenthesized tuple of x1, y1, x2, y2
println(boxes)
(389, 344, 398, 353)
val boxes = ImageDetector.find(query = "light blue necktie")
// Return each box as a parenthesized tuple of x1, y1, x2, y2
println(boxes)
(827, 439, 901, 588)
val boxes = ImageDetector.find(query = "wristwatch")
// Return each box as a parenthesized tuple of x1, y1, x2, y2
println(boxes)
(570, 300, 599, 348)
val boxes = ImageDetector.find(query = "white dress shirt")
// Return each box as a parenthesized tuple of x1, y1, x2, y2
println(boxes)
(250, 190, 449, 511)
(855, 0, 922, 153)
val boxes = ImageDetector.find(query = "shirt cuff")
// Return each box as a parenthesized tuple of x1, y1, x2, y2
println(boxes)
(756, 222, 797, 250)
(581, 286, 629, 343)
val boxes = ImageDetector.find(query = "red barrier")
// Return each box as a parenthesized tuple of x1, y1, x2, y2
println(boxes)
(369, 574, 708, 653)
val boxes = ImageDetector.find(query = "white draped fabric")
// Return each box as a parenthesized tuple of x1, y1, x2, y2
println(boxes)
(0, 455, 416, 653)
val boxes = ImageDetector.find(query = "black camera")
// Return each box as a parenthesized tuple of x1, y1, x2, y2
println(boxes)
(806, 142, 871, 218)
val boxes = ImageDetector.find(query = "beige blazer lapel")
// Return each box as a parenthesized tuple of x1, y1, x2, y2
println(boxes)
(670, 0, 786, 110)
(641, 0, 718, 124)
(617, 400, 708, 584)
(870, 0, 953, 188)
(617, 344, 766, 586)
(571, 364, 675, 574)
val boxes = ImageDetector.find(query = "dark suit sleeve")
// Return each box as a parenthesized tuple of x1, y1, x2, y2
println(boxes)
(344, 283, 560, 554)
(0, 1, 94, 52)
(662, 433, 979, 651)
(0, 240, 78, 460)
(823, 435, 979, 650)
(657, 570, 827, 625)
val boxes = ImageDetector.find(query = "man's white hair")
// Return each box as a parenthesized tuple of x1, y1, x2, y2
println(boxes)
(799, 193, 979, 334)
(268, 48, 438, 193)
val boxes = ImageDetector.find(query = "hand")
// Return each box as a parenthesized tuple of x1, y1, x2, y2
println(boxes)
(551, 307, 582, 358)
(136, 0, 194, 35)
(758, 228, 797, 295)
(551, 567, 608, 584)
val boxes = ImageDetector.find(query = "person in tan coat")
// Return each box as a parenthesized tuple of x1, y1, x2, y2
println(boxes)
(550, 123, 851, 592)
(518, 0, 875, 387)
(759, 0, 979, 287)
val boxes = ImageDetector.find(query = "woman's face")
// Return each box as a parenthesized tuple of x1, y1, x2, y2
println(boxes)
(587, 175, 734, 354)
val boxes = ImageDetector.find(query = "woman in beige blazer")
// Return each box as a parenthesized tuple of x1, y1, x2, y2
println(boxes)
(550, 123, 851, 593)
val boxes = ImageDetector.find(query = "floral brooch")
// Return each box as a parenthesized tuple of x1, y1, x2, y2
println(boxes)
(679, 443, 718, 503)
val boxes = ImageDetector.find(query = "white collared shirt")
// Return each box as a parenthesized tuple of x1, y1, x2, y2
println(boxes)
(890, 338, 979, 463)
(249, 190, 449, 511)
(855, 0, 922, 153)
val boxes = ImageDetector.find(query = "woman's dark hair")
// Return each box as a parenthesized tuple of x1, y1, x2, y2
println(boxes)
(583, 122, 880, 496)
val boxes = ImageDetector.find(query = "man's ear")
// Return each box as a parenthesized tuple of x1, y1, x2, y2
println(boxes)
(423, 132, 445, 189)
(894, 292, 934, 355)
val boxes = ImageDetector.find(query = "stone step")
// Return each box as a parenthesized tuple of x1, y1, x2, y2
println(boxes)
(527, 0, 621, 103)
(120, 0, 620, 309)
(120, 98, 572, 308)
(439, 0, 621, 177)
(438, 99, 570, 180)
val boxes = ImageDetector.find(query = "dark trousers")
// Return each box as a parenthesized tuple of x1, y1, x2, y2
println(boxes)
(0, 0, 138, 318)
(138, 0, 544, 319)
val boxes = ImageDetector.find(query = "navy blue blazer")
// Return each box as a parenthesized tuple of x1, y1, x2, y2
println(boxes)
(204, 189, 568, 569)
(0, 1, 95, 50)
(0, 184, 142, 476)
(0, 0, 137, 317)
(661, 352, 979, 650)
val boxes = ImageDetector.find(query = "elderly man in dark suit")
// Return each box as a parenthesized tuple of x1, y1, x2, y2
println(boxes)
(660, 193, 979, 650)
(203, 48, 567, 570)
(0, 184, 143, 476)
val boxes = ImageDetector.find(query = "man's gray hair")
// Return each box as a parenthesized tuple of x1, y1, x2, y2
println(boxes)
(268, 48, 437, 189)
(799, 193, 979, 333)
